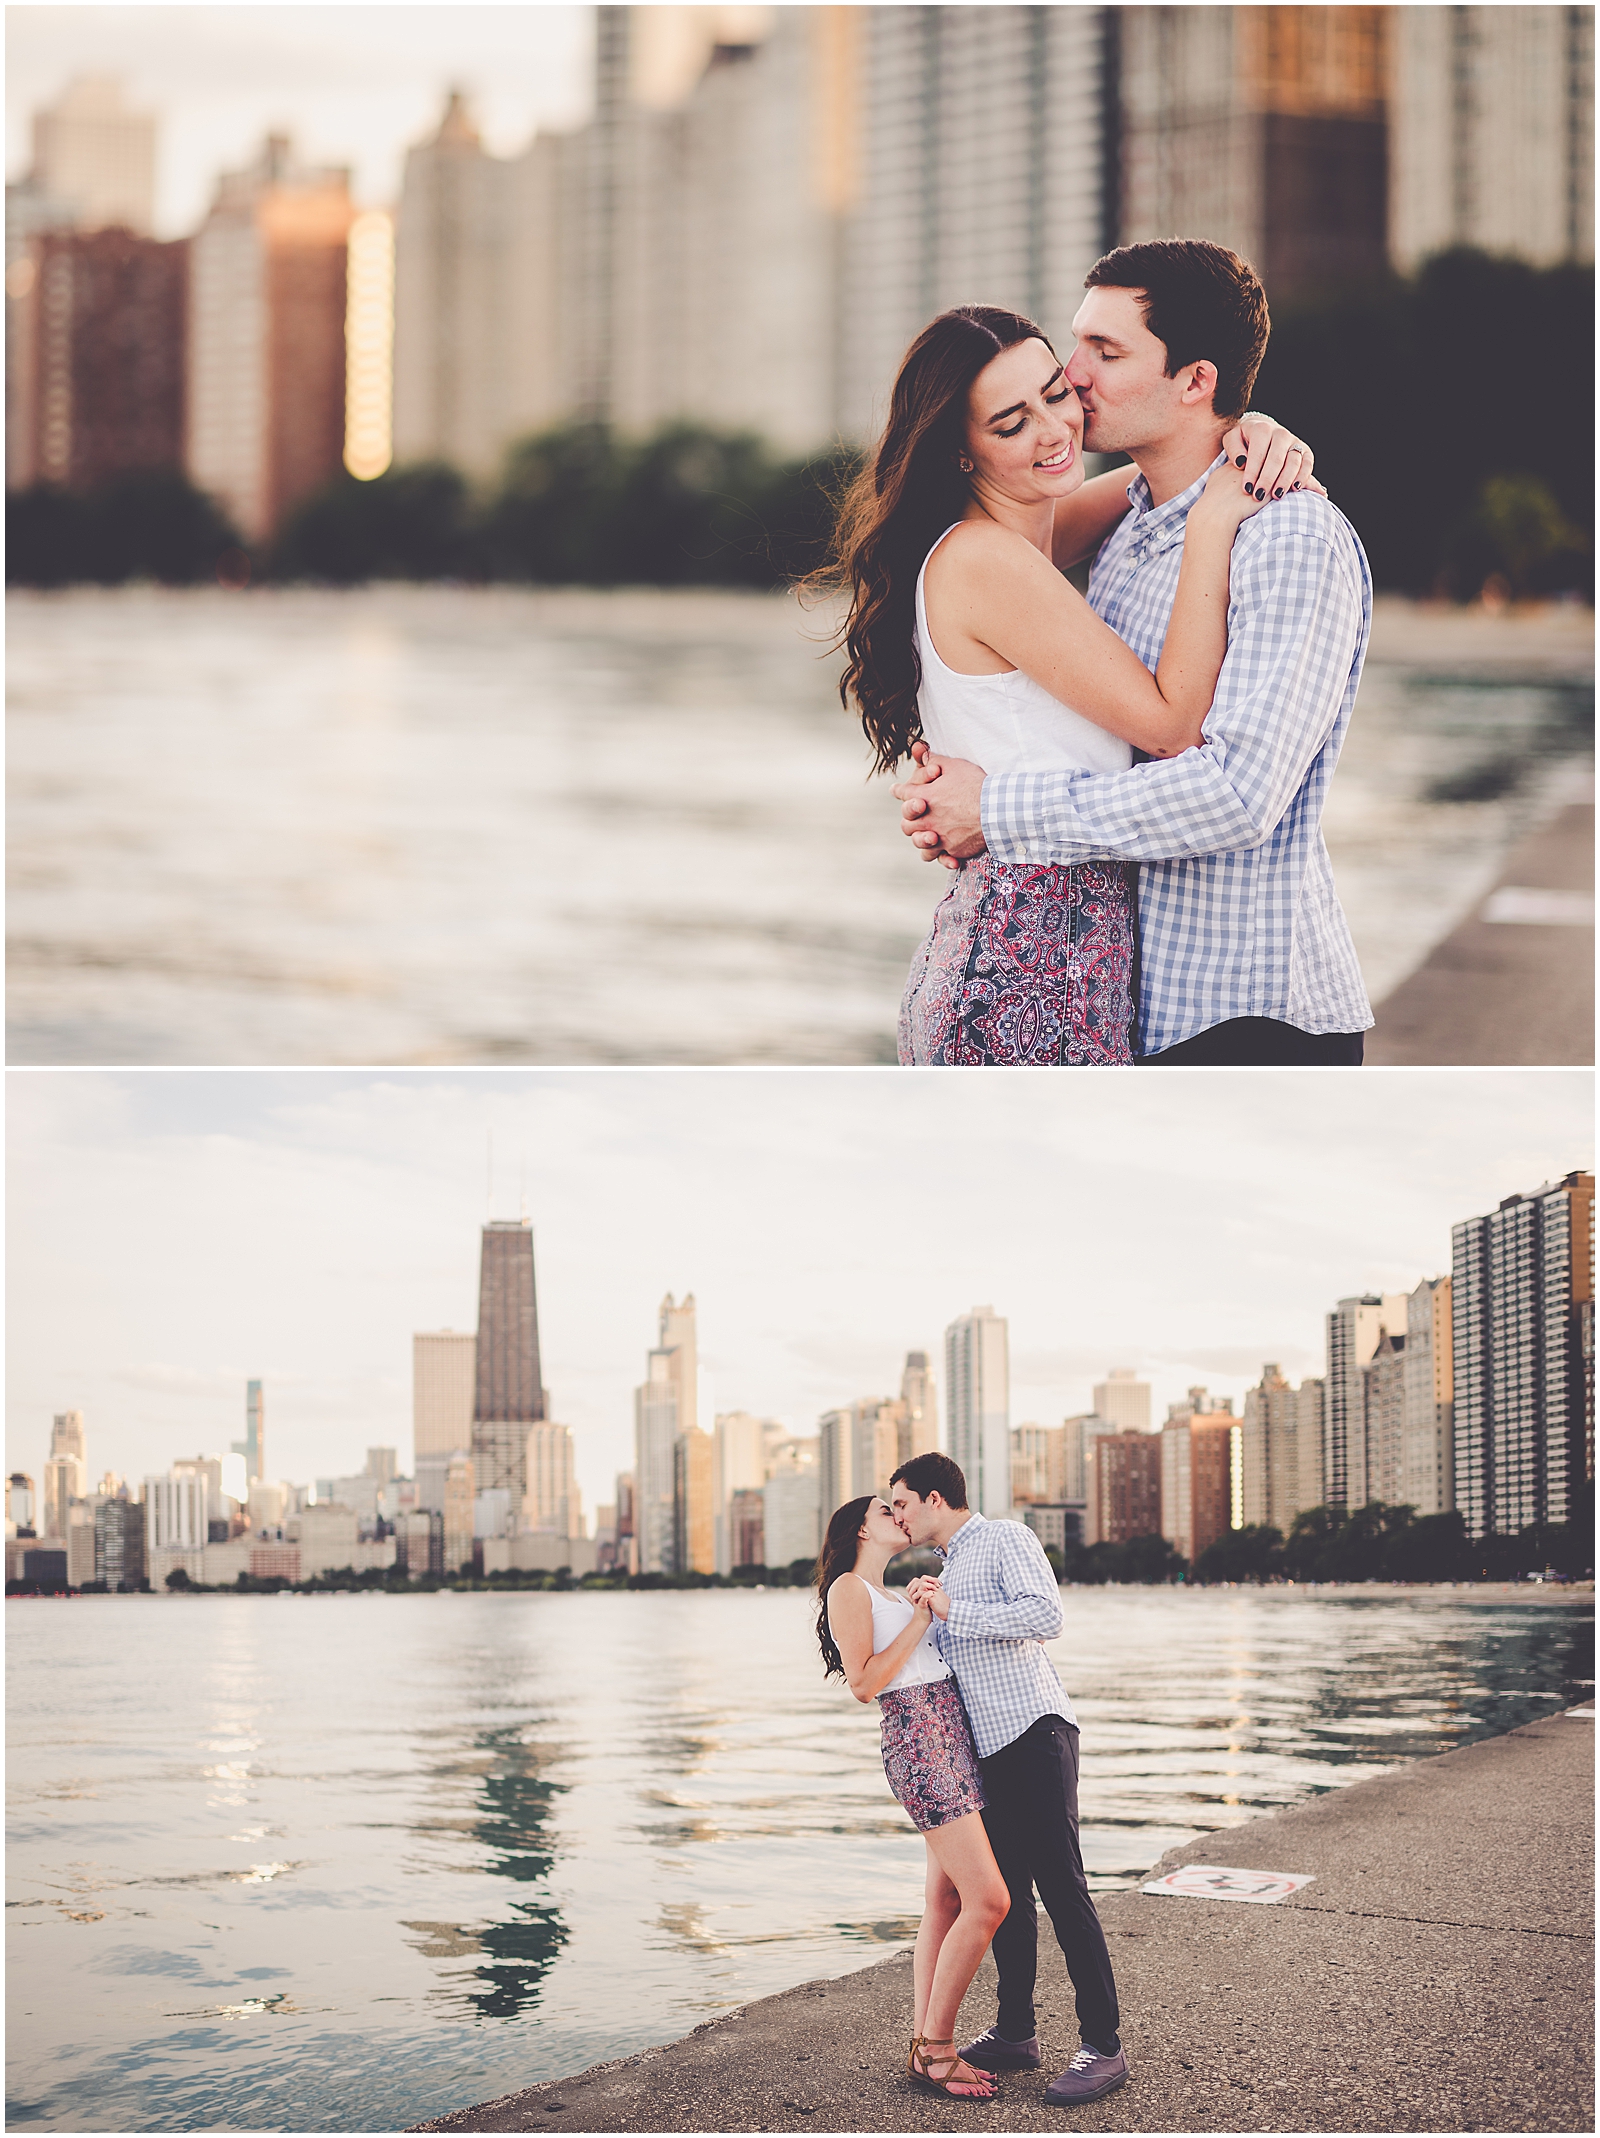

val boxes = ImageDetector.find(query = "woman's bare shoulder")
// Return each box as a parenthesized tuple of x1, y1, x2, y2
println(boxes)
(924, 519, 1058, 598)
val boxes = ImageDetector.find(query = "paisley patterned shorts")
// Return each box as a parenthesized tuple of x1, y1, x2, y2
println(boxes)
(899, 856, 1137, 1066)
(878, 1677, 987, 1832)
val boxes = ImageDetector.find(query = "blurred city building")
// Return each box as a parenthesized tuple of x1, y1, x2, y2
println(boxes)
(1451, 1170, 1594, 1539)
(26, 75, 156, 234)
(392, 91, 564, 476)
(232, 1378, 266, 1489)
(1403, 1278, 1454, 1517)
(673, 1423, 716, 1573)
(1159, 1390, 1235, 1563)
(344, 209, 395, 479)
(1093, 1368, 1152, 1433)
(762, 1449, 821, 1566)
(524, 1420, 584, 1539)
(1324, 1291, 1408, 1509)
(187, 134, 354, 541)
(1390, 5, 1594, 271)
(1011, 1420, 1063, 1505)
(1085, 1426, 1163, 1545)
(1239, 1362, 1301, 1533)
(898, 1350, 939, 1461)
(1060, 1410, 1119, 1502)
(633, 1291, 697, 1573)
(472, 1217, 548, 1528)
(1362, 1327, 1409, 1508)
(6, 227, 186, 491)
(413, 1327, 476, 1513)
(94, 1496, 145, 1590)
(818, 1395, 904, 1511)
(944, 1304, 1010, 1517)
(8, 1473, 36, 1530)
(713, 1410, 767, 1571)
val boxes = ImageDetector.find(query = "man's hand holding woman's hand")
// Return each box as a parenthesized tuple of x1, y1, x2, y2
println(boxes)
(905, 1575, 951, 1621)
(893, 744, 987, 869)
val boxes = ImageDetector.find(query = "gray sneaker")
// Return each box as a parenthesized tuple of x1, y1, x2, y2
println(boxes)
(1044, 2045, 1129, 2105)
(960, 2025, 1042, 2071)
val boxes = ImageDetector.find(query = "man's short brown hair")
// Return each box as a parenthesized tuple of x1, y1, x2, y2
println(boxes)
(1084, 239, 1270, 422)
(889, 1452, 969, 1508)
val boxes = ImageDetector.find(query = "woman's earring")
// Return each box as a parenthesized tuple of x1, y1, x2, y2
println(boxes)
(958, 456, 974, 473)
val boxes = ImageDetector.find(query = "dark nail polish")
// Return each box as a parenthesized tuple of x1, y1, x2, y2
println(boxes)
(1235, 454, 1247, 467)
(1273, 487, 1284, 498)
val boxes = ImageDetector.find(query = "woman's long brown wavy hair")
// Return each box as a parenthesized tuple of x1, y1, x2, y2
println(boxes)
(814, 1495, 876, 1679)
(821, 305, 1057, 774)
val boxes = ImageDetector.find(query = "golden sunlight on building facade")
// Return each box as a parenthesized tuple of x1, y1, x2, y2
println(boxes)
(344, 210, 394, 480)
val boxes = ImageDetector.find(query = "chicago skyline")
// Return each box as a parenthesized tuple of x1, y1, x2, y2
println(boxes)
(7, 1068, 1590, 1524)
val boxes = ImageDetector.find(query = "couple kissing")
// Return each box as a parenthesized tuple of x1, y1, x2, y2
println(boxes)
(818, 1452, 1122, 2108)
(823, 237, 1373, 1069)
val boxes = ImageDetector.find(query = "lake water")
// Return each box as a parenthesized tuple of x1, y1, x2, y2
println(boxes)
(6, 1585, 1591, 2132)
(6, 588, 1591, 1065)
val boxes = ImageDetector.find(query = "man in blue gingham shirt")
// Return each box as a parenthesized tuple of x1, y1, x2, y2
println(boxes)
(891, 1452, 1124, 2103)
(898, 240, 1374, 1069)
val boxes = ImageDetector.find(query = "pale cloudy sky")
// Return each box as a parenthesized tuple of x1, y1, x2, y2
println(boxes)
(7, 1068, 1590, 1519)
(6, 3, 595, 236)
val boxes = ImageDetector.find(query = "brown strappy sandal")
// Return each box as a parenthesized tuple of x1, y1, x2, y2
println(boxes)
(908, 2036, 997, 2100)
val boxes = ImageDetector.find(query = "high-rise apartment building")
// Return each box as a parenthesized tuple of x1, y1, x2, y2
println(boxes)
(1086, 1430, 1162, 1546)
(899, 1351, 940, 1461)
(1390, 6, 1594, 271)
(673, 1426, 716, 1574)
(1011, 1423, 1065, 1505)
(413, 1328, 476, 1513)
(729, 1488, 765, 1569)
(1402, 1276, 1454, 1517)
(944, 1306, 1010, 1516)
(144, 1472, 209, 1554)
(1060, 1412, 1119, 1502)
(391, 91, 570, 477)
(7, 227, 186, 492)
(763, 1463, 821, 1567)
(1453, 1171, 1594, 1539)
(1119, 6, 1389, 297)
(473, 1221, 547, 1525)
(714, 1411, 767, 1573)
(1362, 1330, 1408, 1508)
(1240, 1363, 1304, 1533)
(1325, 1292, 1408, 1508)
(28, 76, 156, 235)
(1093, 1370, 1152, 1434)
(1294, 1377, 1326, 1513)
(818, 1398, 901, 1514)
(1159, 1391, 1235, 1564)
(94, 1497, 145, 1589)
(187, 134, 354, 541)
(523, 1422, 583, 1539)
(837, 5, 1112, 438)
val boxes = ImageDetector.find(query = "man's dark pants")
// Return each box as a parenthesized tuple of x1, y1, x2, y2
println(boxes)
(978, 1715, 1119, 2052)
(1140, 1016, 1365, 1066)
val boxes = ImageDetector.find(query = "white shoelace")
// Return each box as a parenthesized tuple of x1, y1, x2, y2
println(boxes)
(1067, 2048, 1101, 2071)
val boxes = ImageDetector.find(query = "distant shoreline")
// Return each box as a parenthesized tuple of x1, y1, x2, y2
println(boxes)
(8, 1576, 1592, 1602)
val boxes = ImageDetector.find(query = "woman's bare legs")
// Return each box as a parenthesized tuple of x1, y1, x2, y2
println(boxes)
(908, 1809, 1010, 2097)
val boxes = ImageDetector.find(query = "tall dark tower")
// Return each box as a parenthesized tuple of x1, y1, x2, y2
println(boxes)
(473, 1220, 546, 1515)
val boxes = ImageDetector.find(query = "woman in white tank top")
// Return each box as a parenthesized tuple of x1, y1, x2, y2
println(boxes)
(816, 1493, 1009, 2100)
(821, 304, 1311, 1065)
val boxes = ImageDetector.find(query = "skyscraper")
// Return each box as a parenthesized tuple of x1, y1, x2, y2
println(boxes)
(1086, 1430, 1162, 1546)
(1402, 1276, 1454, 1517)
(1324, 1293, 1408, 1508)
(473, 1220, 546, 1523)
(1390, 6, 1594, 271)
(944, 1306, 1010, 1516)
(1060, 1412, 1118, 1502)
(7, 226, 186, 491)
(42, 1411, 88, 1540)
(1093, 1369, 1152, 1434)
(714, 1410, 767, 1573)
(523, 1422, 582, 1539)
(187, 134, 354, 541)
(1452, 1171, 1594, 1539)
(413, 1328, 476, 1513)
(1159, 1390, 1234, 1564)
(634, 1293, 695, 1574)
(1240, 1363, 1301, 1533)
(899, 1351, 939, 1460)
(1362, 1330, 1409, 1508)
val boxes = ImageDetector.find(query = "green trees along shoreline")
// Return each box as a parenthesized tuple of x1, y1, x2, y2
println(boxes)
(8, 253, 1591, 603)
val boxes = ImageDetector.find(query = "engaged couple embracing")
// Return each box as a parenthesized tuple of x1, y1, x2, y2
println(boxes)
(822, 238, 1374, 1069)
(820, 1454, 1122, 2109)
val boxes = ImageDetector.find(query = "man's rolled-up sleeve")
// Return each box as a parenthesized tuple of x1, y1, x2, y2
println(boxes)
(981, 528, 1361, 866)
(944, 1527, 1064, 1642)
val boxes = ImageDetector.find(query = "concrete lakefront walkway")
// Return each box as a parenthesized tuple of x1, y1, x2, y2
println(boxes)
(417, 1710, 1593, 2135)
